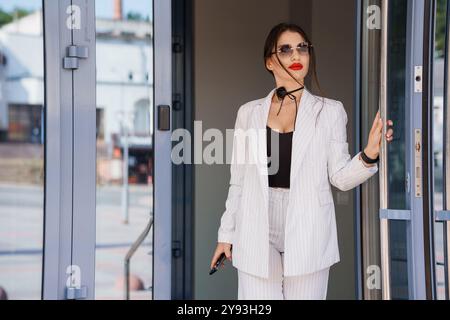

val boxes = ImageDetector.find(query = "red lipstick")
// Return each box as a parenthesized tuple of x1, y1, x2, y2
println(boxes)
(289, 63, 303, 71)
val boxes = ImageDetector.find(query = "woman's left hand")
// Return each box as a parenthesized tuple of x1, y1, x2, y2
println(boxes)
(364, 110, 394, 160)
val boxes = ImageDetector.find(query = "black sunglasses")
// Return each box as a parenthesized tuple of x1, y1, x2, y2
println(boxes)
(271, 42, 313, 58)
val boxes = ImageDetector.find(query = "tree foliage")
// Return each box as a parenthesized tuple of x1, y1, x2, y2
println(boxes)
(0, 8, 32, 28)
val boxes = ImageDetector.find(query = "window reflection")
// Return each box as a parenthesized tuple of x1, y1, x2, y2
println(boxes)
(95, 0, 153, 300)
(0, 1, 44, 300)
(387, 0, 409, 300)
(432, 0, 447, 300)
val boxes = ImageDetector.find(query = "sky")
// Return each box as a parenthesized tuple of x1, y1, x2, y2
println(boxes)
(0, 0, 153, 19)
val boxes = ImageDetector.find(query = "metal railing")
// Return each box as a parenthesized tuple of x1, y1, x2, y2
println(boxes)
(124, 214, 154, 300)
(379, 0, 391, 300)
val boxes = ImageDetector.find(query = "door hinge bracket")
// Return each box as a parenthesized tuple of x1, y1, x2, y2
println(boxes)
(172, 240, 182, 258)
(435, 211, 450, 222)
(379, 209, 411, 221)
(65, 286, 88, 300)
(63, 45, 89, 70)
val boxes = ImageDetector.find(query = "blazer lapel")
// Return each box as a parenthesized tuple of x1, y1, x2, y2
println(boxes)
(249, 86, 322, 204)
(290, 87, 323, 185)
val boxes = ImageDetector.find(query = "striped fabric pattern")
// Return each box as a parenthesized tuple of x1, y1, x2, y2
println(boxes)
(238, 262, 330, 300)
(238, 187, 329, 300)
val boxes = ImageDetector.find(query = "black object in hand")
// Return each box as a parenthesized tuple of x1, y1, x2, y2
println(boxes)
(209, 253, 227, 275)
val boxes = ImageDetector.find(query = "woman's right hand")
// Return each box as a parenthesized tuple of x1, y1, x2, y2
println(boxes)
(210, 242, 232, 270)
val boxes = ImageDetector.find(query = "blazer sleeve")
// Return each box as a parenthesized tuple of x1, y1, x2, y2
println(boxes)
(327, 101, 378, 191)
(217, 106, 247, 244)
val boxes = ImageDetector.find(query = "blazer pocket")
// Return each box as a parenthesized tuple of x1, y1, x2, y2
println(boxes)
(318, 187, 333, 206)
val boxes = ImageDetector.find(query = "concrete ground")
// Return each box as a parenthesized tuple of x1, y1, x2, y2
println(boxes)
(0, 183, 153, 300)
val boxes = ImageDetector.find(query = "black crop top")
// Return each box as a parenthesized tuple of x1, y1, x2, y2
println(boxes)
(266, 126, 293, 188)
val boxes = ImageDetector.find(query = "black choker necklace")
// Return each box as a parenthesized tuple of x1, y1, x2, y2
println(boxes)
(274, 86, 304, 131)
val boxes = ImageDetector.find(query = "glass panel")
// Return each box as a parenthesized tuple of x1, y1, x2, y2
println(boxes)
(432, 0, 448, 300)
(361, 0, 409, 299)
(94, 0, 154, 300)
(387, 0, 409, 299)
(0, 1, 45, 300)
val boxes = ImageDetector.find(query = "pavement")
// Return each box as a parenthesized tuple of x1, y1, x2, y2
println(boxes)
(0, 183, 153, 300)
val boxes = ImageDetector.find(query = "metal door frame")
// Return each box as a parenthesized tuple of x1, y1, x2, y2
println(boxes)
(172, 0, 194, 299)
(42, 0, 96, 300)
(442, 0, 450, 300)
(405, 0, 428, 299)
(11, 0, 175, 301)
(431, 0, 450, 300)
(378, 0, 429, 299)
(153, 0, 173, 300)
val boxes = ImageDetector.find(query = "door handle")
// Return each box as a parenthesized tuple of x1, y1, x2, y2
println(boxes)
(157, 105, 171, 131)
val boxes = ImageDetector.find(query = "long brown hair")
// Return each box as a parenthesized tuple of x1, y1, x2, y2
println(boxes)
(263, 23, 323, 95)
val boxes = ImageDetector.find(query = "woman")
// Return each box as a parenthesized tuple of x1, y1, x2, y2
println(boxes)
(210, 23, 394, 300)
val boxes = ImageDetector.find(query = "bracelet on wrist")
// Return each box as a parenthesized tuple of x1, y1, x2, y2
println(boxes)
(361, 150, 379, 164)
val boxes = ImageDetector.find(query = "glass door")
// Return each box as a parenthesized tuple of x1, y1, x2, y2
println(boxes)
(361, 0, 431, 299)
(430, 0, 450, 300)
(379, 0, 431, 300)
(0, 0, 173, 300)
(92, 0, 173, 300)
(42, 0, 97, 300)
(381, 0, 410, 300)
(0, 0, 95, 299)
(93, 0, 154, 300)
(0, 0, 45, 300)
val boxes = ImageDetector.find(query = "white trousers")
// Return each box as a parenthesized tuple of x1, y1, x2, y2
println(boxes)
(237, 187, 330, 300)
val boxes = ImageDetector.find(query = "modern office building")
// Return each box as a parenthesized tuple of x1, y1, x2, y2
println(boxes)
(0, 0, 449, 300)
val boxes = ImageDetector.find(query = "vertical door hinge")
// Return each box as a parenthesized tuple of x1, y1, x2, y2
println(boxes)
(65, 265, 88, 299)
(172, 240, 182, 258)
(63, 45, 89, 70)
(65, 286, 88, 300)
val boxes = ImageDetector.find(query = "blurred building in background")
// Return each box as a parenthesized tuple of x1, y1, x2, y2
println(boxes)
(0, 8, 153, 185)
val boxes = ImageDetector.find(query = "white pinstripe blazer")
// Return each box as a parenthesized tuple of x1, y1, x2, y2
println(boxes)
(217, 86, 378, 279)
